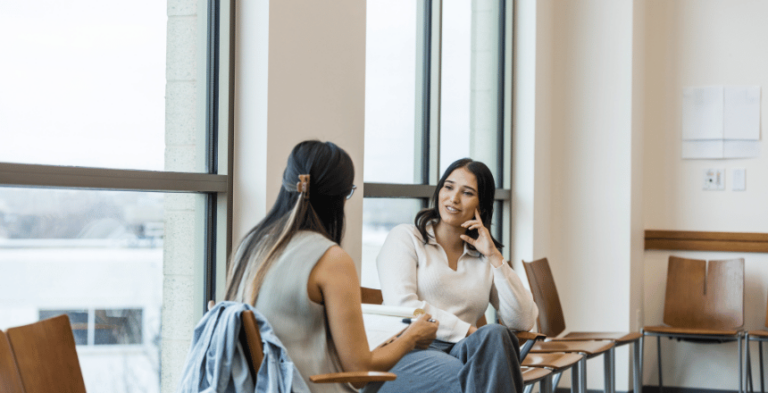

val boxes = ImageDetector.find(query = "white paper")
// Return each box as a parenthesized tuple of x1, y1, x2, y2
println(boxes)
(724, 86, 761, 140)
(362, 314, 408, 350)
(360, 304, 423, 318)
(724, 140, 760, 158)
(682, 140, 724, 159)
(683, 86, 724, 140)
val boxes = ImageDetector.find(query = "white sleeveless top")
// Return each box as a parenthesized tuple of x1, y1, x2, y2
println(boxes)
(254, 230, 356, 393)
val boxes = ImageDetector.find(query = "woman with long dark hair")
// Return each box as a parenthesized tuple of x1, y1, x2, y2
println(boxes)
(225, 140, 438, 393)
(372, 158, 538, 393)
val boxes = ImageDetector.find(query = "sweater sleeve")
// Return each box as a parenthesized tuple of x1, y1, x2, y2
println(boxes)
(376, 225, 472, 343)
(489, 262, 539, 332)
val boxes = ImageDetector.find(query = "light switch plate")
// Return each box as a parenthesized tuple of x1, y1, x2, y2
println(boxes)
(703, 168, 725, 190)
(732, 168, 746, 191)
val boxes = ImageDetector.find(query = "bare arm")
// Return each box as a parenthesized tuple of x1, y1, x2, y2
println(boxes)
(308, 245, 437, 373)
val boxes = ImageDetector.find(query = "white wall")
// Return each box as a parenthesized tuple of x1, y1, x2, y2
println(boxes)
(548, 1, 641, 390)
(514, 0, 768, 391)
(643, 0, 768, 389)
(234, 0, 366, 269)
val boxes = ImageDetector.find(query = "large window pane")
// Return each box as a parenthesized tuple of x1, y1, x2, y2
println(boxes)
(361, 198, 424, 288)
(364, 0, 422, 184)
(440, 0, 503, 183)
(0, 2, 172, 172)
(0, 187, 200, 393)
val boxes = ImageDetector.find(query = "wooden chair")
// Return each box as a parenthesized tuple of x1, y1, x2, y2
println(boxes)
(0, 330, 24, 393)
(361, 287, 556, 389)
(745, 292, 768, 393)
(523, 258, 624, 393)
(643, 256, 745, 393)
(239, 309, 396, 385)
(5, 315, 87, 393)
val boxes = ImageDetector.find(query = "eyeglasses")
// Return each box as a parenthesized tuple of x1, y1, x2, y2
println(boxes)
(346, 185, 357, 200)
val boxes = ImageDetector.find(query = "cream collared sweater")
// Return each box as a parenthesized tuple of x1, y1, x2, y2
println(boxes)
(377, 224, 539, 343)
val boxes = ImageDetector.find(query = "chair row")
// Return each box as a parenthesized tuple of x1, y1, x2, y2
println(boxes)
(525, 255, 765, 393)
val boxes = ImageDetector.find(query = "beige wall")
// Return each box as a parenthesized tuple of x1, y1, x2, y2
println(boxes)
(515, 0, 767, 391)
(643, 0, 768, 389)
(234, 0, 366, 269)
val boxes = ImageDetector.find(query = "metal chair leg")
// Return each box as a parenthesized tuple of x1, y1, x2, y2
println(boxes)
(572, 362, 580, 393)
(760, 340, 765, 393)
(524, 384, 533, 393)
(540, 373, 554, 393)
(580, 356, 588, 393)
(740, 333, 744, 393)
(640, 331, 645, 393)
(604, 347, 615, 393)
(553, 371, 563, 392)
(634, 338, 642, 393)
(657, 336, 663, 393)
(744, 333, 755, 393)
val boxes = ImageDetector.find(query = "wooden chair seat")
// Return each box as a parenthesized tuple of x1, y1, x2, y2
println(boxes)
(643, 324, 740, 336)
(521, 352, 583, 371)
(521, 366, 553, 385)
(0, 331, 24, 393)
(530, 339, 615, 358)
(747, 329, 768, 339)
(553, 331, 642, 344)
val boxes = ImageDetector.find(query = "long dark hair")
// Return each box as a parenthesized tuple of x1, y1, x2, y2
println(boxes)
(414, 158, 502, 250)
(224, 140, 355, 304)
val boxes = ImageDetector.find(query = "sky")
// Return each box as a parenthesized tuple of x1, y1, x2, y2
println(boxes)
(0, 1, 167, 171)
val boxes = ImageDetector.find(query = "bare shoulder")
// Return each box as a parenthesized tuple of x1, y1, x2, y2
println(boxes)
(315, 245, 357, 277)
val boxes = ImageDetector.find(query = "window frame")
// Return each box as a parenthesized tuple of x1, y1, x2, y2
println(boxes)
(0, 0, 235, 316)
(363, 0, 513, 252)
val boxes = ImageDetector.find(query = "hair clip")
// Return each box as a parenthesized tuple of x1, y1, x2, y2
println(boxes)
(297, 174, 310, 199)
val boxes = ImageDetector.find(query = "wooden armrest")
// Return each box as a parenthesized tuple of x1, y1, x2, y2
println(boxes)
(516, 331, 546, 343)
(516, 331, 546, 362)
(309, 371, 397, 384)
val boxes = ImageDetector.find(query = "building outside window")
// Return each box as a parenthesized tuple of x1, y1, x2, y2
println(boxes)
(0, 1, 234, 393)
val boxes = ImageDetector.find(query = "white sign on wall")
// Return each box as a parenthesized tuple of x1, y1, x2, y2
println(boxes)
(682, 85, 761, 159)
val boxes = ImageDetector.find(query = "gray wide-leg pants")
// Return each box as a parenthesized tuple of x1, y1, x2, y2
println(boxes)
(364, 324, 524, 393)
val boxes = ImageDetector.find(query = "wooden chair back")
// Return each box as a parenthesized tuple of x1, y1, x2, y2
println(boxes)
(240, 310, 265, 380)
(5, 315, 87, 393)
(663, 256, 744, 330)
(0, 330, 24, 393)
(522, 258, 567, 337)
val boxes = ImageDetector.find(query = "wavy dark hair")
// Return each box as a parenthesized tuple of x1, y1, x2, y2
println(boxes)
(224, 140, 355, 304)
(414, 158, 502, 250)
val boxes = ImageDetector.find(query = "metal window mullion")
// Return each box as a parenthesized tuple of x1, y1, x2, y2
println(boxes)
(429, 0, 442, 185)
(364, 182, 510, 200)
(0, 163, 227, 193)
(203, 0, 222, 313)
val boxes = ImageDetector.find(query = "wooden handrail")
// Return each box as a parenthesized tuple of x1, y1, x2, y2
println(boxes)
(645, 230, 768, 253)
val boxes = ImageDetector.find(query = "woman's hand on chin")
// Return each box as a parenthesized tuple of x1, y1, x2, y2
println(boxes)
(460, 209, 504, 268)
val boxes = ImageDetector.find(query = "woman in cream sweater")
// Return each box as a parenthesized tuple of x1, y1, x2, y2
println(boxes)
(371, 158, 539, 393)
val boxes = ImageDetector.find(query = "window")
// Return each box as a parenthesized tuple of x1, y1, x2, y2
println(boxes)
(0, 2, 234, 393)
(362, 0, 512, 289)
(39, 309, 144, 346)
